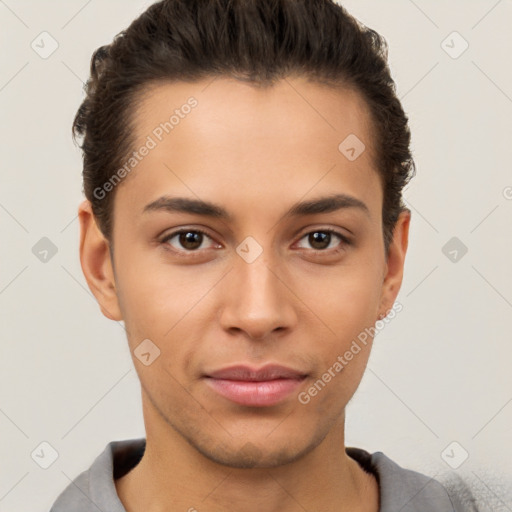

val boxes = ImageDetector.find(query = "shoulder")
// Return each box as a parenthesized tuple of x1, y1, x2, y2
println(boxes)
(49, 438, 145, 512)
(437, 466, 512, 512)
(49, 466, 94, 511)
(347, 447, 480, 511)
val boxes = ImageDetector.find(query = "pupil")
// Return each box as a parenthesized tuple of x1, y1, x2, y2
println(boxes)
(180, 232, 202, 250)
(310, 232, 330, 250)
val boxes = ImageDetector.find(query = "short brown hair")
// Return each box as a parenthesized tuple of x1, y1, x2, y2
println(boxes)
(73, 0, 415, 253)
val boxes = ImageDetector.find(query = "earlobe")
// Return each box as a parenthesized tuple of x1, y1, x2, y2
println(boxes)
(378, 209, 411, 318)
(78, 200, 123, 321)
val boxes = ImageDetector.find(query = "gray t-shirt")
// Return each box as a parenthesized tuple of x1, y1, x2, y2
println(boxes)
(49, 437, 477, 511)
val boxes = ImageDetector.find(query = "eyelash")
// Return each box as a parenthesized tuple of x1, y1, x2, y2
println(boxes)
(159, 227, 352, 257)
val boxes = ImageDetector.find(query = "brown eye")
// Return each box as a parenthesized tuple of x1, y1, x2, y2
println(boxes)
(296, 229, 350, 252)
(308, 231, 331, 250)
(161, 229, 217, 252)
(178, 231, 203, 250)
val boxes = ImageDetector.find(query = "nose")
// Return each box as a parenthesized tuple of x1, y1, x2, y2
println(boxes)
(218, 254, 298, 341)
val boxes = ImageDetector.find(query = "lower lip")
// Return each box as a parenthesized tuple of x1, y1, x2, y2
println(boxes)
(204, 377, 305, 407)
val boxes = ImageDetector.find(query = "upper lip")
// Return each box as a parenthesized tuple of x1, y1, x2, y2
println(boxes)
(205, 364, 307, 381)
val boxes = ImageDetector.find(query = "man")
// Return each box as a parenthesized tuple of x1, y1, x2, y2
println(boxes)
(50, 0, 477, 510)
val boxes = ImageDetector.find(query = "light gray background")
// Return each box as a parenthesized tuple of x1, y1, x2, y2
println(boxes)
(1, 0, 511, 510)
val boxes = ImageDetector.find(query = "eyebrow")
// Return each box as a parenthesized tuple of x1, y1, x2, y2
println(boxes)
(142, 193, 370, 221)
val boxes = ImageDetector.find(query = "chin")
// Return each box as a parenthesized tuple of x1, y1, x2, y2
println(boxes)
(191, 433, 323, 470)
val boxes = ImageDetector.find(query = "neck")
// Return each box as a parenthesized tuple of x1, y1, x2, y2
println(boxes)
(115, 399, 379, 512)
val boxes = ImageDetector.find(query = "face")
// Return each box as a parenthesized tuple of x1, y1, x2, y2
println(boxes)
(80, 76, 409, 468)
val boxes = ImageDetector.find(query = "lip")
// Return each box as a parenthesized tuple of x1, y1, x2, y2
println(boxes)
(204, 364, 307, 407)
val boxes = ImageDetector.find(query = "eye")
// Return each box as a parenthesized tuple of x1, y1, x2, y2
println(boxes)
(159, 227, 351, 256)
(295, 229, 351, 252)
(160, 229, 219, 252)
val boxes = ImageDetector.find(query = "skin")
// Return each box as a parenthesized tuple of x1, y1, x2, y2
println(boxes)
(78, 76, 410, 512)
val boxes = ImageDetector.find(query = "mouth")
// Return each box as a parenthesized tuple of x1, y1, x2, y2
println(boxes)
(203, 364, 308, 407)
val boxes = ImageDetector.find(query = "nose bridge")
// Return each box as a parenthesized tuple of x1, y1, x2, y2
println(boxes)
(219, 248, 296, 339)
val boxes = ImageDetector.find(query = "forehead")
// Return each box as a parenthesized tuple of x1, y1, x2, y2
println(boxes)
(133, 76, 377, 160)
(115, 76, 382, 223)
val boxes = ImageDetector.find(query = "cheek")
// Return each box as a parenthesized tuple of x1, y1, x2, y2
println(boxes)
(298, 260, 382, 328)
(114, 250, 212, 337)
(114, 253, 216, 386)
(302, 325, 375, 416)
(297, 261, 382, 375)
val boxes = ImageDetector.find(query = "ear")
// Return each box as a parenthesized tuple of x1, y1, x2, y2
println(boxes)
(377, 209, 411, 319)
(78, 199, 123, 321)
